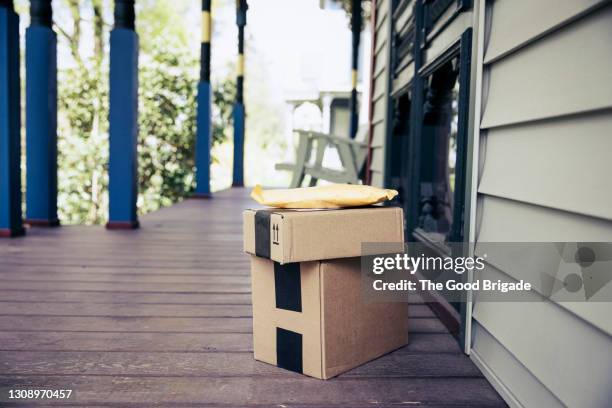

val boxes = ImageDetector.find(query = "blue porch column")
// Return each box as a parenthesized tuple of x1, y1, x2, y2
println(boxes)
(349, 0, 362, 139)
(0, 0, 25, 238)
(107, 0, 139, 229)
(232, 0, 248, 187)
(193, 0, 212, 198)
(25, 0, 58, 227)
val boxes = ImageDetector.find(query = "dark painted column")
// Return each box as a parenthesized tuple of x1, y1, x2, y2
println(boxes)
(107, 0, 139, 229)
(349, 0, 362, 139)
(194, 0, 213, 198)
(25, 0, 59, 227)
(232, 0, 248, 187)
(0, 0, 25, 238)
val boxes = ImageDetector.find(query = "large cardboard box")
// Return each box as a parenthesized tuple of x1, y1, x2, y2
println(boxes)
(251, 256, 408, 379)
(245, 206, 408, 379)
(243, 206, 404, 264)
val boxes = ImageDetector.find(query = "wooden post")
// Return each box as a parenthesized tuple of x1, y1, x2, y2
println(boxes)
(25, 0, 59, 227)
(349, 0, 362, 139)
(232, 0, 248, 187)
(194, 0, 213, 198)
(107, 0, 139, 229)
(0, 0, 25, 237)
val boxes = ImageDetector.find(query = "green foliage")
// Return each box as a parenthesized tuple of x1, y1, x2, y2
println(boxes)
(137, 41, 235, 213)
(57, 65, 109, 224)
(212, 77, 236, 150)
(50, 0, 235, 224)
(138, 45, 197, 212)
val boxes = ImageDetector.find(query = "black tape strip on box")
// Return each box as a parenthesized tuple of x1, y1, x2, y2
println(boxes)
(254, 210, 271, 258)
(276, 327, 303, 374)
(274, 262, 302, 312)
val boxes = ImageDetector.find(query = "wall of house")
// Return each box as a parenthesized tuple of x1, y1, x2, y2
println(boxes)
(470, 1, 612, 407)
(389, 1, 415, 97)
(368, 0, 393, 187)
(369, 0, 612, 406)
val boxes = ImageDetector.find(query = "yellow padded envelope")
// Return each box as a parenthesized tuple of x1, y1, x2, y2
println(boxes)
(251, 184, 398, 209)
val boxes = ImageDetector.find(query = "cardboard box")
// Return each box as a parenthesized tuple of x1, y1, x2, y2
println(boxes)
(251, 256, 408, 379)
(243, 206, 404, 264)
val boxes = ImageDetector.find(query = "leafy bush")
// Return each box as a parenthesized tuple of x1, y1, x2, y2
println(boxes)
(50, 0, 235, 224)
(138, 42, 235, 213)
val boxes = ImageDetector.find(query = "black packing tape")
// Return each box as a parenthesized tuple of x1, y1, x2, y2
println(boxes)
(274, 262, 302, 312)
(254, 210, 271, 258)
(276, 327, 303, 374)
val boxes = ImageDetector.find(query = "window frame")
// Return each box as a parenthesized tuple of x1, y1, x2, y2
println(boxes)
(410, 28, 473, 251)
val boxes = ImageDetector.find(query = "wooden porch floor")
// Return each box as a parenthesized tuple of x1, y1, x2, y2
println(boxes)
(0, 188, 506, 407)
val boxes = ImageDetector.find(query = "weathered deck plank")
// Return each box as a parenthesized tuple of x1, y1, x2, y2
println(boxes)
(1, 376, 504, 407)
(0, 188, 506, 407)
(0, 331, 459, 354)
(0, 350, 483, 378)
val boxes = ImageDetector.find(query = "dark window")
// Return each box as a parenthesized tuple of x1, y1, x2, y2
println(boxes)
(416, 59, 459, 242)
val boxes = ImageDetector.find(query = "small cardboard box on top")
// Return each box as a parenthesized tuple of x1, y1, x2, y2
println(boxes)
(243, 206, 408, 379)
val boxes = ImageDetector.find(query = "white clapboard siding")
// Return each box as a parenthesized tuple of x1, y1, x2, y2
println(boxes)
(375, 0, 390, 30)
(370, 171, 384, 187)
(393, 0, 414, 30)
(371, 116, 386, 145)
(478, 112, 612, 220)
(390, 2, 415, 95)
(424, 11, 472, 67)
(373, 42, 389, 77)
(369, 147, 385, 171)
(473, 253, 612, 337)
(472, 0, 612, 398)
(474, 1, 612, 390)
(484, 0, 604, 63)
(369, 0, 393, 187)
(477, 195, 612, 243)
(472, 295, 612, 408)
(426, 0, 461, 40)
(392, 60, 414, 96)
(476, 195, 612, 331)
(471, 322, 565, 408)
(371, 92, 388, 123)
(480, 5, 612, 128)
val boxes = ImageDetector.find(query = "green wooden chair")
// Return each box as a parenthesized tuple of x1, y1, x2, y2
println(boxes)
(276, 126, 369, 188)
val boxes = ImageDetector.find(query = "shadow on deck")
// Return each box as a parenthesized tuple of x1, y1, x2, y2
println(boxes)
(0, 188, 506, 407)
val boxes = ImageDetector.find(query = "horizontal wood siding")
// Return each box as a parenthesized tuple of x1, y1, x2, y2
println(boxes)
(472, 1, 612, 407)
(390, 2, 415, 95)
(369, 0, 393, 187)
(369, 147, 385, 171)
(483, 0, 605, 63)
(391, 63, 414, 95)
(478, 112, 612, 220)
(423, 11, 473, 67)
(481, 5, 612, 128)
(471, 322, 566, 408)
